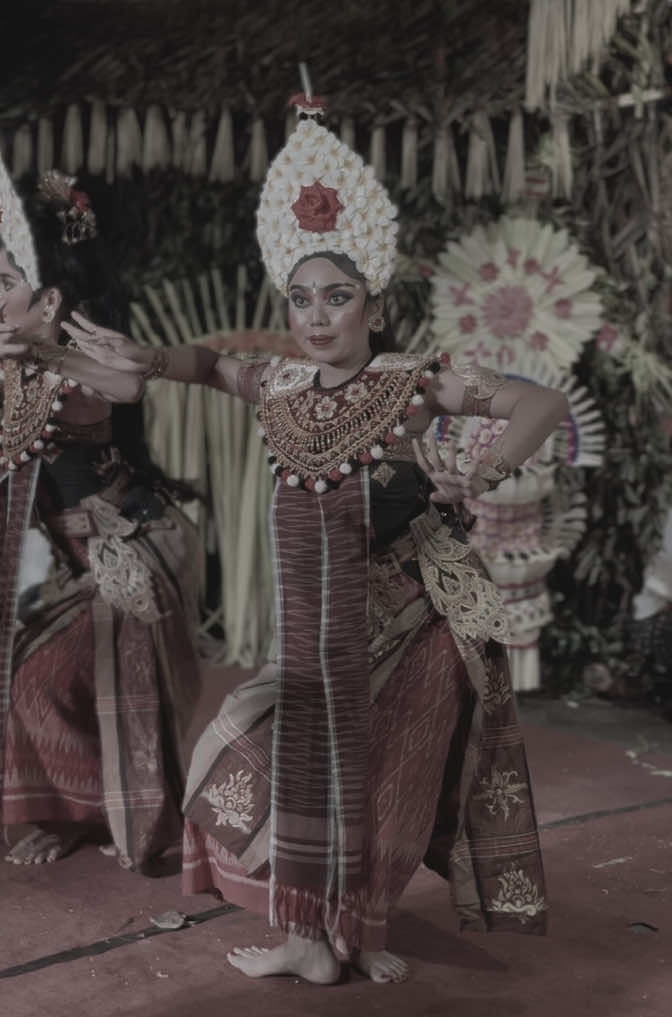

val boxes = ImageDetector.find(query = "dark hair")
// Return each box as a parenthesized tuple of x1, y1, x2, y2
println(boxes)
(287, 251, 397, 356)
(20, 173, 196, 502)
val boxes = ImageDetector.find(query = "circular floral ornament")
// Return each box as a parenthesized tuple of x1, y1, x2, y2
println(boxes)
(431, 217, 603, 372)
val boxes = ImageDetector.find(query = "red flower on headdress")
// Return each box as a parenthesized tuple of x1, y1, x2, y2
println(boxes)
(292, 181, 344, 233)
(289, 92, 327, 112)
(70, 189, 90, 211)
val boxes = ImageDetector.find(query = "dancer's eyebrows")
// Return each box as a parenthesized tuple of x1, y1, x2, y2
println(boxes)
(289, 282, 358, 293)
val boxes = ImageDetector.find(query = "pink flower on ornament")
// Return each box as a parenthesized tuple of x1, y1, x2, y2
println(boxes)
(596, 323, 619, 352)
(479, 261, 499, 282)
(482, 285, 533, 338)
(507, 247, 520, 268)
(554, 298, 572, 319)
(450, 283, 474, 306)
(524, 258, 540, 275)
(530, 331, 549, 350)
(459, 314, 478, 334)
(292, 181, 344, 233)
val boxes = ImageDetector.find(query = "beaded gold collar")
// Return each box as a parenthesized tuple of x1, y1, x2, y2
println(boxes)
(258, 352, 447, 493)
(0, 361, 78, 471)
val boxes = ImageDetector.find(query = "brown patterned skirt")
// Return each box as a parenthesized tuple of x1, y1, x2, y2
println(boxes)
(182, 539, 547, 955)
(3, 495, 201, 870)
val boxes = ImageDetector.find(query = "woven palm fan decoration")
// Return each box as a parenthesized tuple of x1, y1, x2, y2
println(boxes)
(432, 217, 606, 691)
(129, 266, 293, 667)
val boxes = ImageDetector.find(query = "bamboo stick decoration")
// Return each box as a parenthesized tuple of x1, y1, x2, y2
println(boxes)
(61, 104, 84, 175)
(37, 117, 54, 176)
(87, 102, 108, 176)
(12, 124, 33, 179)
(209, 107, 235, 183)
(142, 105, 171, 172)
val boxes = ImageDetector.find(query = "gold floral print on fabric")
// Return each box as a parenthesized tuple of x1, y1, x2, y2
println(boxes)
(474, 766, 529, 821)
(259, 354, 437, 482)
(84, 496, 161, 622)
(204, 771, 255, 834)
(487, 866, 547, 923)
(410, 509, 510, 644)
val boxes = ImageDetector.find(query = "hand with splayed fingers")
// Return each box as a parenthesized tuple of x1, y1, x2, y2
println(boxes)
(412, 432, 488, 503)
(61, 311, 150, 374)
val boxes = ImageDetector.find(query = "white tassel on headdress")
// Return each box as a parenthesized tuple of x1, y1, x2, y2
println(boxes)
(61, 104, 84, 175)
(186, 111, 208, 177)
(249, 118, 268, 183)
(501, 110, 526, 205)
(400, 118, 418, 190)
(37, 117, 54, 176)
(12, 124, 34, 179)
(116, 108, 143, 178)
(209, 107, 235, 183)
(171, 110, 188, 171)
(142, 105, 171, 172)
(369, 124, 386, 182)
(551, 115, 573, 199)
(87, 101, 108, 176)
(526, 0, 633, 110)
(465, 113, 499, 200)
(432, 124, 461, 203)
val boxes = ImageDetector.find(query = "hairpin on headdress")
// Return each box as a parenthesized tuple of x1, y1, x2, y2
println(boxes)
(37, 170, 98, 246)
(256, 65, 398, 296)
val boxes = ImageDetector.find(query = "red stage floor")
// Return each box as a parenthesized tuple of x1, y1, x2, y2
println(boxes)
(2, 672, 671, 1017)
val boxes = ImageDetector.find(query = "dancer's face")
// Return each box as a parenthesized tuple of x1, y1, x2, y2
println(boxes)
(0, 248, 39, 340)
(287, 256, 380, 371)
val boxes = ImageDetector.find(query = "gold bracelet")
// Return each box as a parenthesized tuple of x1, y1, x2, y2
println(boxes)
(144, 347, 169, 381)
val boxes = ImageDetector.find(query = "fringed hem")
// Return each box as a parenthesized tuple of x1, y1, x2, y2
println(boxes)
(271, 880, 388, 959)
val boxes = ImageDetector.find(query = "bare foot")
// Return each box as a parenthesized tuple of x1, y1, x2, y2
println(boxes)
(5, 826, 81, 865)
(353, 949, 409, 983)
(227, 933, 340, 984)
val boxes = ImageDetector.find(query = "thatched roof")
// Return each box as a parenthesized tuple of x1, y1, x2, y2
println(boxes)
(0, 0, 527, 123)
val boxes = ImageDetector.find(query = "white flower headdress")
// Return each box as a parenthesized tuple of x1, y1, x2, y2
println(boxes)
(0, 155, 39, 289)
(257, 94, 399, 295)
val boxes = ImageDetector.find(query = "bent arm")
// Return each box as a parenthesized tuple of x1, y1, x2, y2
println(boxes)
(428, 360, 570, 468)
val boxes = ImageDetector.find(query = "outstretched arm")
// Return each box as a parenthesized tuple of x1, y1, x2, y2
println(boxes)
(61, 312, 250, 397)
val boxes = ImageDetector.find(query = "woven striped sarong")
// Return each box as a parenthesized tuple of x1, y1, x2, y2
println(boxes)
(269, 472, 370, 929)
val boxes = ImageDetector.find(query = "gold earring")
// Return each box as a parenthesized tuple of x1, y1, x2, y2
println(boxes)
(42, 307, 55, 323)
(368, 313, 385, 333)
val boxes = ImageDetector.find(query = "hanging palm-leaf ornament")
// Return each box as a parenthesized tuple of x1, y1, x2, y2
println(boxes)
(432, 216, 603, 371)
(431, 220, 606, 690)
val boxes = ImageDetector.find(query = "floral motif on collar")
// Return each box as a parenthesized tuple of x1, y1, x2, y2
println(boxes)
(258, 352, 448, 493)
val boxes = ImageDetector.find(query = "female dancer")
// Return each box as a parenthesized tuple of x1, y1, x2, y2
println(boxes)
(43, 97, 569, 980)
(0, 167, 201, 870)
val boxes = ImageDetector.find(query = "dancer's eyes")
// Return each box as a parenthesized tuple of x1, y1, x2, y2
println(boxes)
(327, 291, 351, 306)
